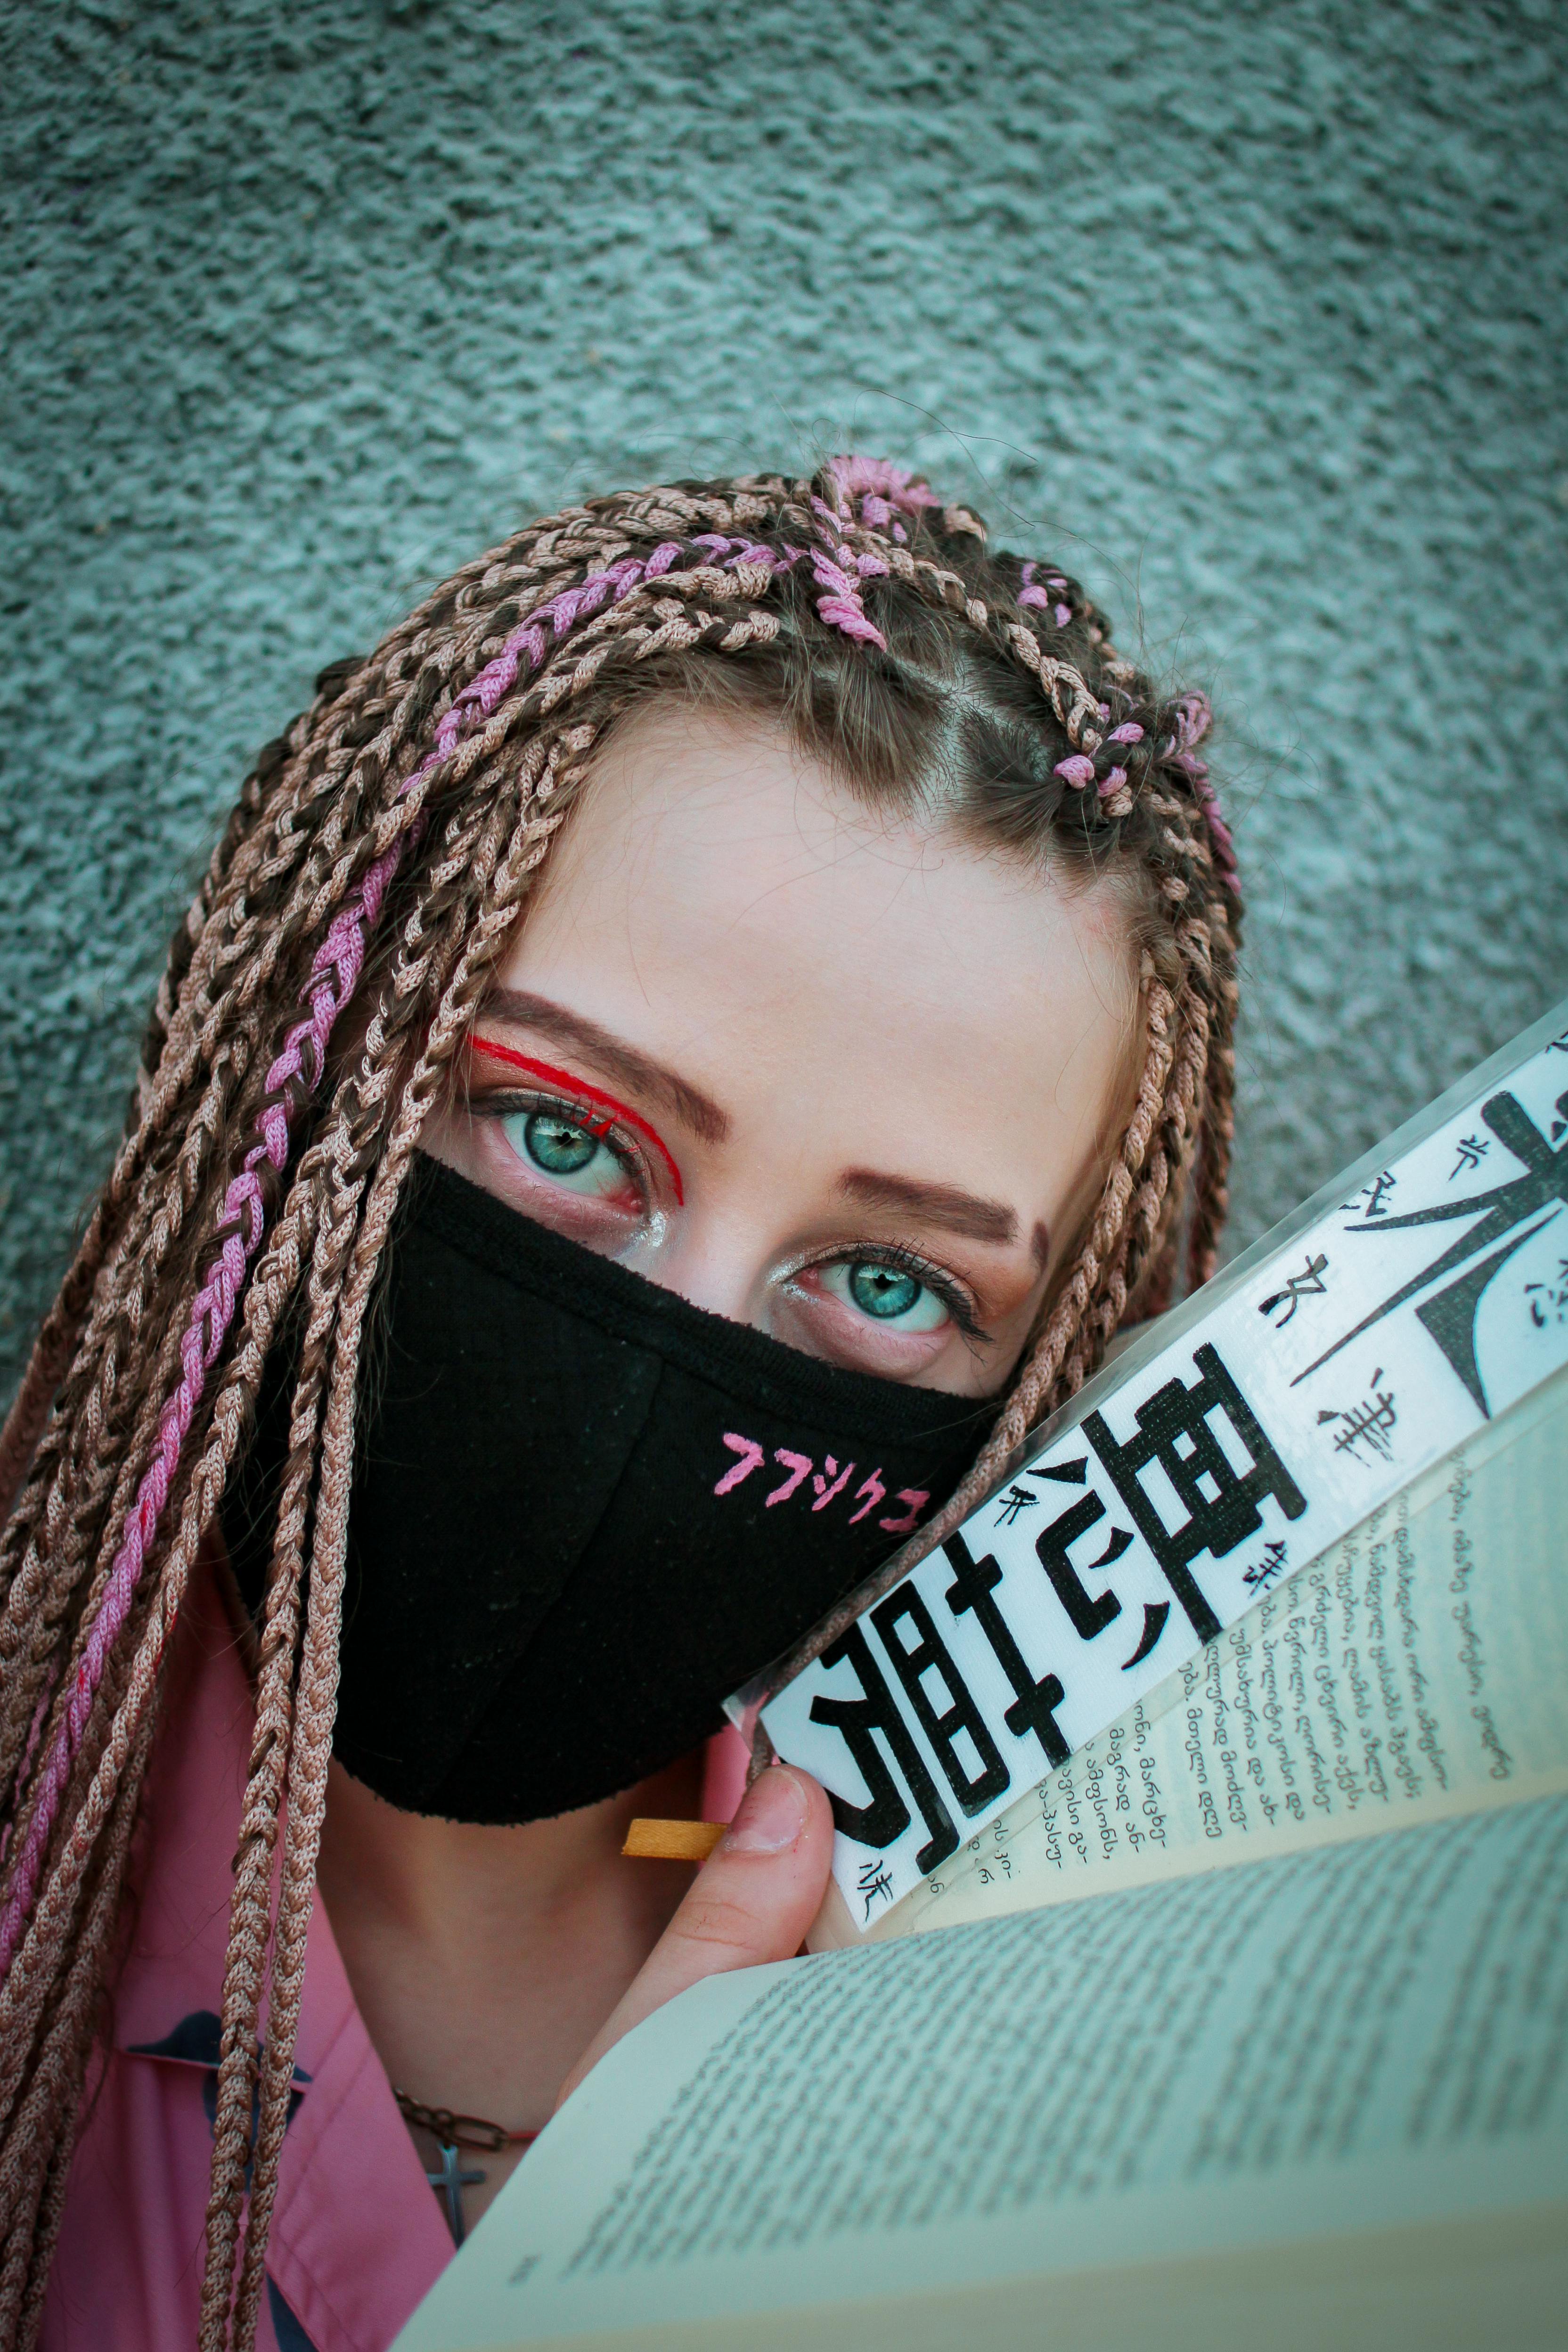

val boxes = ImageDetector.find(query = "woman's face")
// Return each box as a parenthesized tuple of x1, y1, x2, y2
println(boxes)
(426, 705, 1140, 1396)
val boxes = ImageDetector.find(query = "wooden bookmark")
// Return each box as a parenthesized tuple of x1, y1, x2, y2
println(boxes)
(622, 1819, 727, 1862)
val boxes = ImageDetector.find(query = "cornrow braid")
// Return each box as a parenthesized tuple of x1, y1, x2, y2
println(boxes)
(0, 457, 1241, 2350)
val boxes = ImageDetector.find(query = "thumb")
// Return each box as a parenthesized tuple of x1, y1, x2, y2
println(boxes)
(554, 1765, 833, 2112)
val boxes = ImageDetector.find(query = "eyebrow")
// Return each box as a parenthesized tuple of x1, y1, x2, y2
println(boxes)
(477, 989, 731, 1145)
(837, 1168, 1035, 1256)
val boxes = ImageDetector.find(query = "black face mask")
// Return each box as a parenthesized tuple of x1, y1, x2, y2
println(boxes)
(224, 1154, 993, 1824)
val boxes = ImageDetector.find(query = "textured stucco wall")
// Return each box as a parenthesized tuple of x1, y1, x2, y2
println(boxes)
(2, 0, 1566, 1389)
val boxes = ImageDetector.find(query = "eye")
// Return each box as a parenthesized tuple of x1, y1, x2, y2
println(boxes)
(851, 1265, 922, 1320)
(821, 1258, 952, 1333)
(501, 1108, 635, 1200)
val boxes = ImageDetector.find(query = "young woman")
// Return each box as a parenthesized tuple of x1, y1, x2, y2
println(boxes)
(0, 457, 1239, 2352)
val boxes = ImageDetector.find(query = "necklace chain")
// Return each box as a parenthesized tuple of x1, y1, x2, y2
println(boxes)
(393, 2086, 537, 2154)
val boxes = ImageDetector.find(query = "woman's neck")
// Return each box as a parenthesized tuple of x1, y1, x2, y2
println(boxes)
(315, 1749, 703, 2223)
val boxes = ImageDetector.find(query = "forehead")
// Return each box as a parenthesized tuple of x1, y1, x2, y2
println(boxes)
(500, 705, 1138, 1139)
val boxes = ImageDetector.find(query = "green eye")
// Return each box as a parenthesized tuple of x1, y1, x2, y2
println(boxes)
(500, 1108, 632, 1200)
(523, 1111, 597, 1175)
(820, 1258, 951, 1333)
(849, 1264, 923, 1320)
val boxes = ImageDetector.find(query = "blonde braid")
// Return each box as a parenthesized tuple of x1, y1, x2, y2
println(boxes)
(972, 977, 1183, 1477)
(0, 1684, 160, 2324)
(200, 773, 548, 2332)
(0, 677, 427, 1610)
(0, 1697, 158, 2347)
(214, 779, 579, 2352)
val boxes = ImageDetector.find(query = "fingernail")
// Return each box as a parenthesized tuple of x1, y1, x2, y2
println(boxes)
(722, 1767, 808, 1856)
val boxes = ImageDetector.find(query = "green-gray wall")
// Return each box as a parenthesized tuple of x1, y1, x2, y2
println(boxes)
(3, 0, 1566, 1389)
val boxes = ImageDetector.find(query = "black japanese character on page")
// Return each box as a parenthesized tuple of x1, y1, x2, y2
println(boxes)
(1084, 1343, 1307, 1642)
(870, 1586, 1011, 1818)
(807, 1624, 958, 1872)
(942, 1530, 1070, 1766)
(1033, 1488, 1131, 1641)
(1298, 1089, 1568, 1415)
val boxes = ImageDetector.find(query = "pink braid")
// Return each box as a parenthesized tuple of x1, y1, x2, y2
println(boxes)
(810, 549, 888, 648)
(0, 841, 403, 1974)
(807, 458, 959, 647)
(807, 497, 890, 649)
(692, 534, 798, 573)
(1017, 560, 1072, 630)
(1168, 691, 1239, 896)
(823, 455, 940, 520)
(0, 538, 698, 1979)
(437, 547, 683, 745)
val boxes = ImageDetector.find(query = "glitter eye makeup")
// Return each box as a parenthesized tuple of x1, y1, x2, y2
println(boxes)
(468, 1037, 685, 1202)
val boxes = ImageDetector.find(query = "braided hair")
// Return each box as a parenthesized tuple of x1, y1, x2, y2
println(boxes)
(0, 457, 1240, 2350)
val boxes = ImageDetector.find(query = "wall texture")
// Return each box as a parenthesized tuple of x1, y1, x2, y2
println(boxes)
(2, 0, 1565, 1389)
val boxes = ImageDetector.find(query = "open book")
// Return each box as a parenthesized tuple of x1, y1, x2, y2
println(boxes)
(902, 1359, 1567, 1934)
(395, 1007, 1568, 2350)
(743, 994, 1568, 1946)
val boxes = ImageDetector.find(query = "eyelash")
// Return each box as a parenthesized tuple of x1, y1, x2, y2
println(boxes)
(470, 1086, 652, 1197)
(804, 1241, 986, 1343)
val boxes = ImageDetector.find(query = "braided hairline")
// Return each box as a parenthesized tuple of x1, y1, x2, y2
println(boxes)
(458, 495, 1233, 1437)
(378, 488, 1240, 1383)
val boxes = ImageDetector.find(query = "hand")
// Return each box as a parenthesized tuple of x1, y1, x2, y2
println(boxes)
(553, 1765, 833, 2112)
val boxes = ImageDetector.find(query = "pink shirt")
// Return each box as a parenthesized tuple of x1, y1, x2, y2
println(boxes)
(42, 1561, 751, 2352)
(42, 1560, 454, 2352)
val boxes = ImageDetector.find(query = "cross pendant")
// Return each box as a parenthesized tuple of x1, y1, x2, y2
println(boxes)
(425, 2139, 487, 2246)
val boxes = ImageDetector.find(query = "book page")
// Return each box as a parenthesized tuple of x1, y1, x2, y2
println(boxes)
(888, 1360, 1568, 1937)
(394, 1793, 1568, 2350)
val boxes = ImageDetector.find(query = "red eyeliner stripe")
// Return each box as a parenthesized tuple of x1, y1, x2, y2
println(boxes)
(468, 1036, 685, 1204)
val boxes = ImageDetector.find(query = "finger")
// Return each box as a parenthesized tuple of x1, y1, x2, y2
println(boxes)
(554, 1766, 833, 2110)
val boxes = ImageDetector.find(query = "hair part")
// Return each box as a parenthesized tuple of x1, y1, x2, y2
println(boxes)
(0, 459, 1239, 2349)
(557, 533, 1192, 996)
